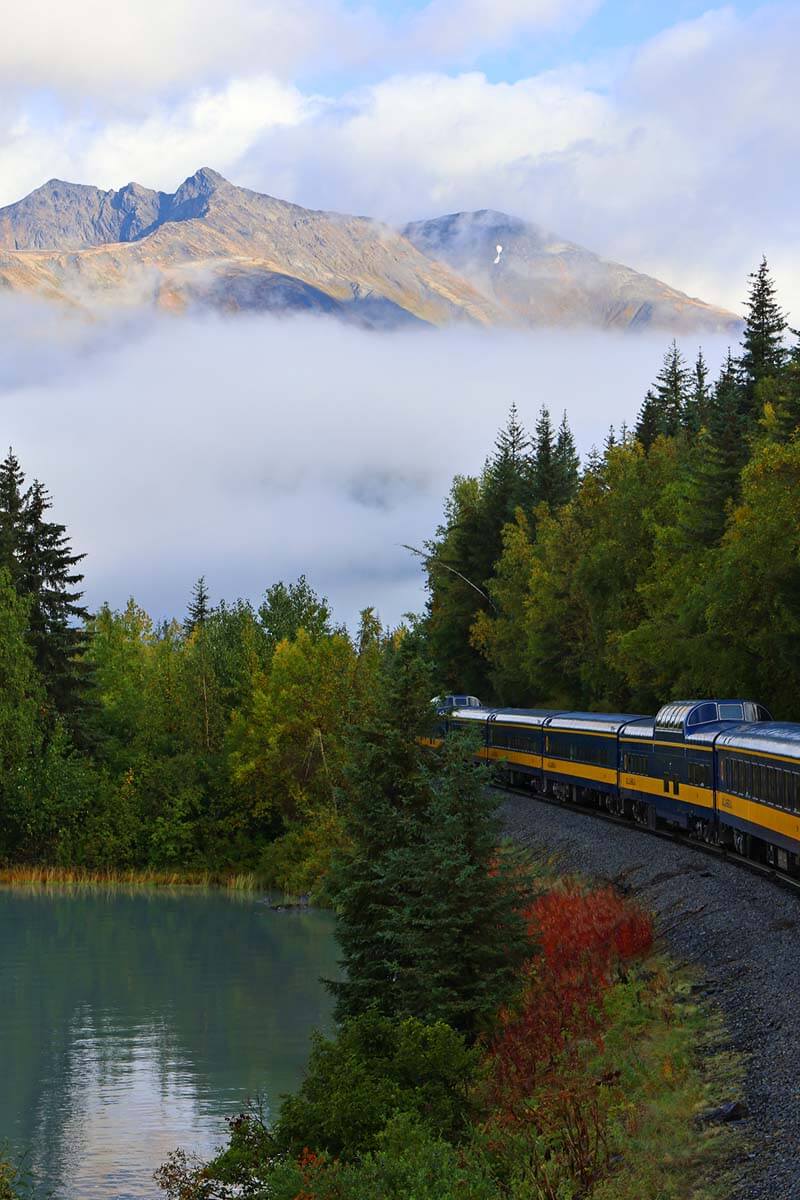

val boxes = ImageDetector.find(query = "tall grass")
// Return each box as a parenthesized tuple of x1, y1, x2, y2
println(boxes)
(0, 865, 266, 892)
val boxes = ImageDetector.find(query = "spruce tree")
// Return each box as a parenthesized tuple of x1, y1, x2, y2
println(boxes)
(682, 348, 711, 436)
(583, 445, 603, 477)
(678, 351, 749, 547)
(635, 389, 661, 450)
(654, 340, 690, 436)
(476, 403, 533, 583)
(0, 449, 26, 584)
(184, 576, 211, 635)
(740, 257, 787, 408)
(553, 411, 580, 507)
(0, 454, 92, 731)
(531, 406, 557, 504)
(330, 644, 530, 1039)
(19, 480, 90, 722)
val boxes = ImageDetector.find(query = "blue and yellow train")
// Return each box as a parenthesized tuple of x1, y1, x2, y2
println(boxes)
(429, 696, 800, 877)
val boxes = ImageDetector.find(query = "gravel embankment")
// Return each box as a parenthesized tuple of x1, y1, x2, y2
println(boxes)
(501, 790, 800, 1200)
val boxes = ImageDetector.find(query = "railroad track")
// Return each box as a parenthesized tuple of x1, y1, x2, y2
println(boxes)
(493, 781, 800, 898)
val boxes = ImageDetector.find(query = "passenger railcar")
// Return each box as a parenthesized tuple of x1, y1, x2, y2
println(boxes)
(431, 696, 800, 877)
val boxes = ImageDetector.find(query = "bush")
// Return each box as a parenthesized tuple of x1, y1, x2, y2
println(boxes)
(267, 1114, 500, 1200)
(275, 1010, 478, 1159)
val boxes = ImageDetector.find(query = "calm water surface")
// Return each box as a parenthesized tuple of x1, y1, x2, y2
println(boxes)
(0, 887, 339, 1199)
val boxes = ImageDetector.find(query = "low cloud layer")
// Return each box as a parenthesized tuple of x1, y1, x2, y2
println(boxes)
(1, 306, 735, 628)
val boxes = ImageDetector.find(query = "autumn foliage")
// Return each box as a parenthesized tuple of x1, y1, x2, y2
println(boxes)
(482, 885, 654, 1196)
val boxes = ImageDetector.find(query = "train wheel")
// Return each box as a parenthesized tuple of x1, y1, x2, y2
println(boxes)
(733, 830, 749, 857)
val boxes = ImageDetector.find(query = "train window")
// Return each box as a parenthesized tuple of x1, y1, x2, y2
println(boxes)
(626, 752, 647, 774)
(688, 762, 710, 787)
(688, 703, 717, 725)
(719, 703, 744, 721)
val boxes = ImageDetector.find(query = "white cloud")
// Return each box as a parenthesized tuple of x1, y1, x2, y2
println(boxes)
(409, 0, 601, 62)
(231, 4, 799, 316)
(0, 0, 596, 98)
(0, 77, 308, 204)
(0, 4, 797, 318)
(0, 0, 356, 94)
(0, 306, 733, 628)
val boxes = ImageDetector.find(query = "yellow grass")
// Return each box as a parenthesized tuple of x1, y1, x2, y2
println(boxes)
(0, 864, 264, 891)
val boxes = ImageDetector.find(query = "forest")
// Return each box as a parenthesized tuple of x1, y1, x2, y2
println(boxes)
(0, 258, 796, 890)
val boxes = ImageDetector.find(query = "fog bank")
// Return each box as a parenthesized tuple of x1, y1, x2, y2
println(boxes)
(1, 308, 734, 627)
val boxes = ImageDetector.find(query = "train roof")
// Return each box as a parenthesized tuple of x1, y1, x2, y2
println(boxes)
(619, 718, 655, 738)
(716, 723, 800, 760)
(684, 721, 741, 745)
(490, 708, 563, 726)
(448, 707, 491, 723)
(548, 712, 648, 734)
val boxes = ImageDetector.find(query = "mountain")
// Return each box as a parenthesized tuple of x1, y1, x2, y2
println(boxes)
(0, 169, 501, 329)
(403, 209, 739, 334)
(0, 170, 738, 332)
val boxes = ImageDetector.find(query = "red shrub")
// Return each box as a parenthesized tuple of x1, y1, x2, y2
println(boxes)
(485, 885, 653, 1124)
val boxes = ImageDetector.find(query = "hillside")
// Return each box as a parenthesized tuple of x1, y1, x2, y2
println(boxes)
(404, 209, 739, 333)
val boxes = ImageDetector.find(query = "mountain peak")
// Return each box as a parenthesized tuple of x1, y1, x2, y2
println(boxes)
(176, 167, 228, 195)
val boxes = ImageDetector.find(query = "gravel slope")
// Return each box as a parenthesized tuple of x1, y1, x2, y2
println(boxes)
(501, 790, 800, 1200)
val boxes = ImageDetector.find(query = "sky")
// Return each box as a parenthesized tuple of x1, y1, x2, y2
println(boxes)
(0, 0, 797, 626)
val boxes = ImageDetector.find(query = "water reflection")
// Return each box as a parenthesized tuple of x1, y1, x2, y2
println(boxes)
(0, 888, 339, 1199)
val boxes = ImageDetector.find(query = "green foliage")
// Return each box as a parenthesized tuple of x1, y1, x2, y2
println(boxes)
(266, 1114, 499, 1200)
(0, 453, 90, 734)
(275, 1011, 477, 1159)
(740, 256, 787, 405)
(423, 405, 579, 699)
(451, 261, 800, 718)
(258, 575, 332, 650)
(183, 576, 211, 635)
(330, 642, 531, 1038)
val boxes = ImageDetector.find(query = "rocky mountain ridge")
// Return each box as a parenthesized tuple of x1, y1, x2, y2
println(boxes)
(0, 169, 739, 332)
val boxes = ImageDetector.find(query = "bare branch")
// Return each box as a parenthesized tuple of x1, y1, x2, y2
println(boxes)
(402, 544, 497, 612)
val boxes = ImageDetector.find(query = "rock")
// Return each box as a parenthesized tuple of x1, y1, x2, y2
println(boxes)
(697, 1099, 750, 1125)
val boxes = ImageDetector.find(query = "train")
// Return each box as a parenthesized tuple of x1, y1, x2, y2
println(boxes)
(426, 695, 800, 877)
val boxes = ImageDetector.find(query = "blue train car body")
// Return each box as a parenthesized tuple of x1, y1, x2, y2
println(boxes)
(434, 696, 800, 876)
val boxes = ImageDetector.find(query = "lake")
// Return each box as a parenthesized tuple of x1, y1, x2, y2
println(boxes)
(0, 887, 339, 1199)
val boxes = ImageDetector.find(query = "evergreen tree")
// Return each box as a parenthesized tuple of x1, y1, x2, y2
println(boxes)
(740, 256, 787, 407)
(682, 348, 711, 436)
(475, 404, 533, 584)
(531, 406, 558, 504)
(676, 351, 749, 548)
(17, 478, 90, 725)
(604, 425, 616, 453)
(759, 328, 800, 441)
(654, 340, 690, 436)
(552, 411, 580, 507)
(635, 344, 691, 447)
(635, 389, 661, 450)
(0, 449, 27, 586)
(330, 644, 530, 1039)
(583, 445, 603, 477)
(183, 576, 210, 635)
